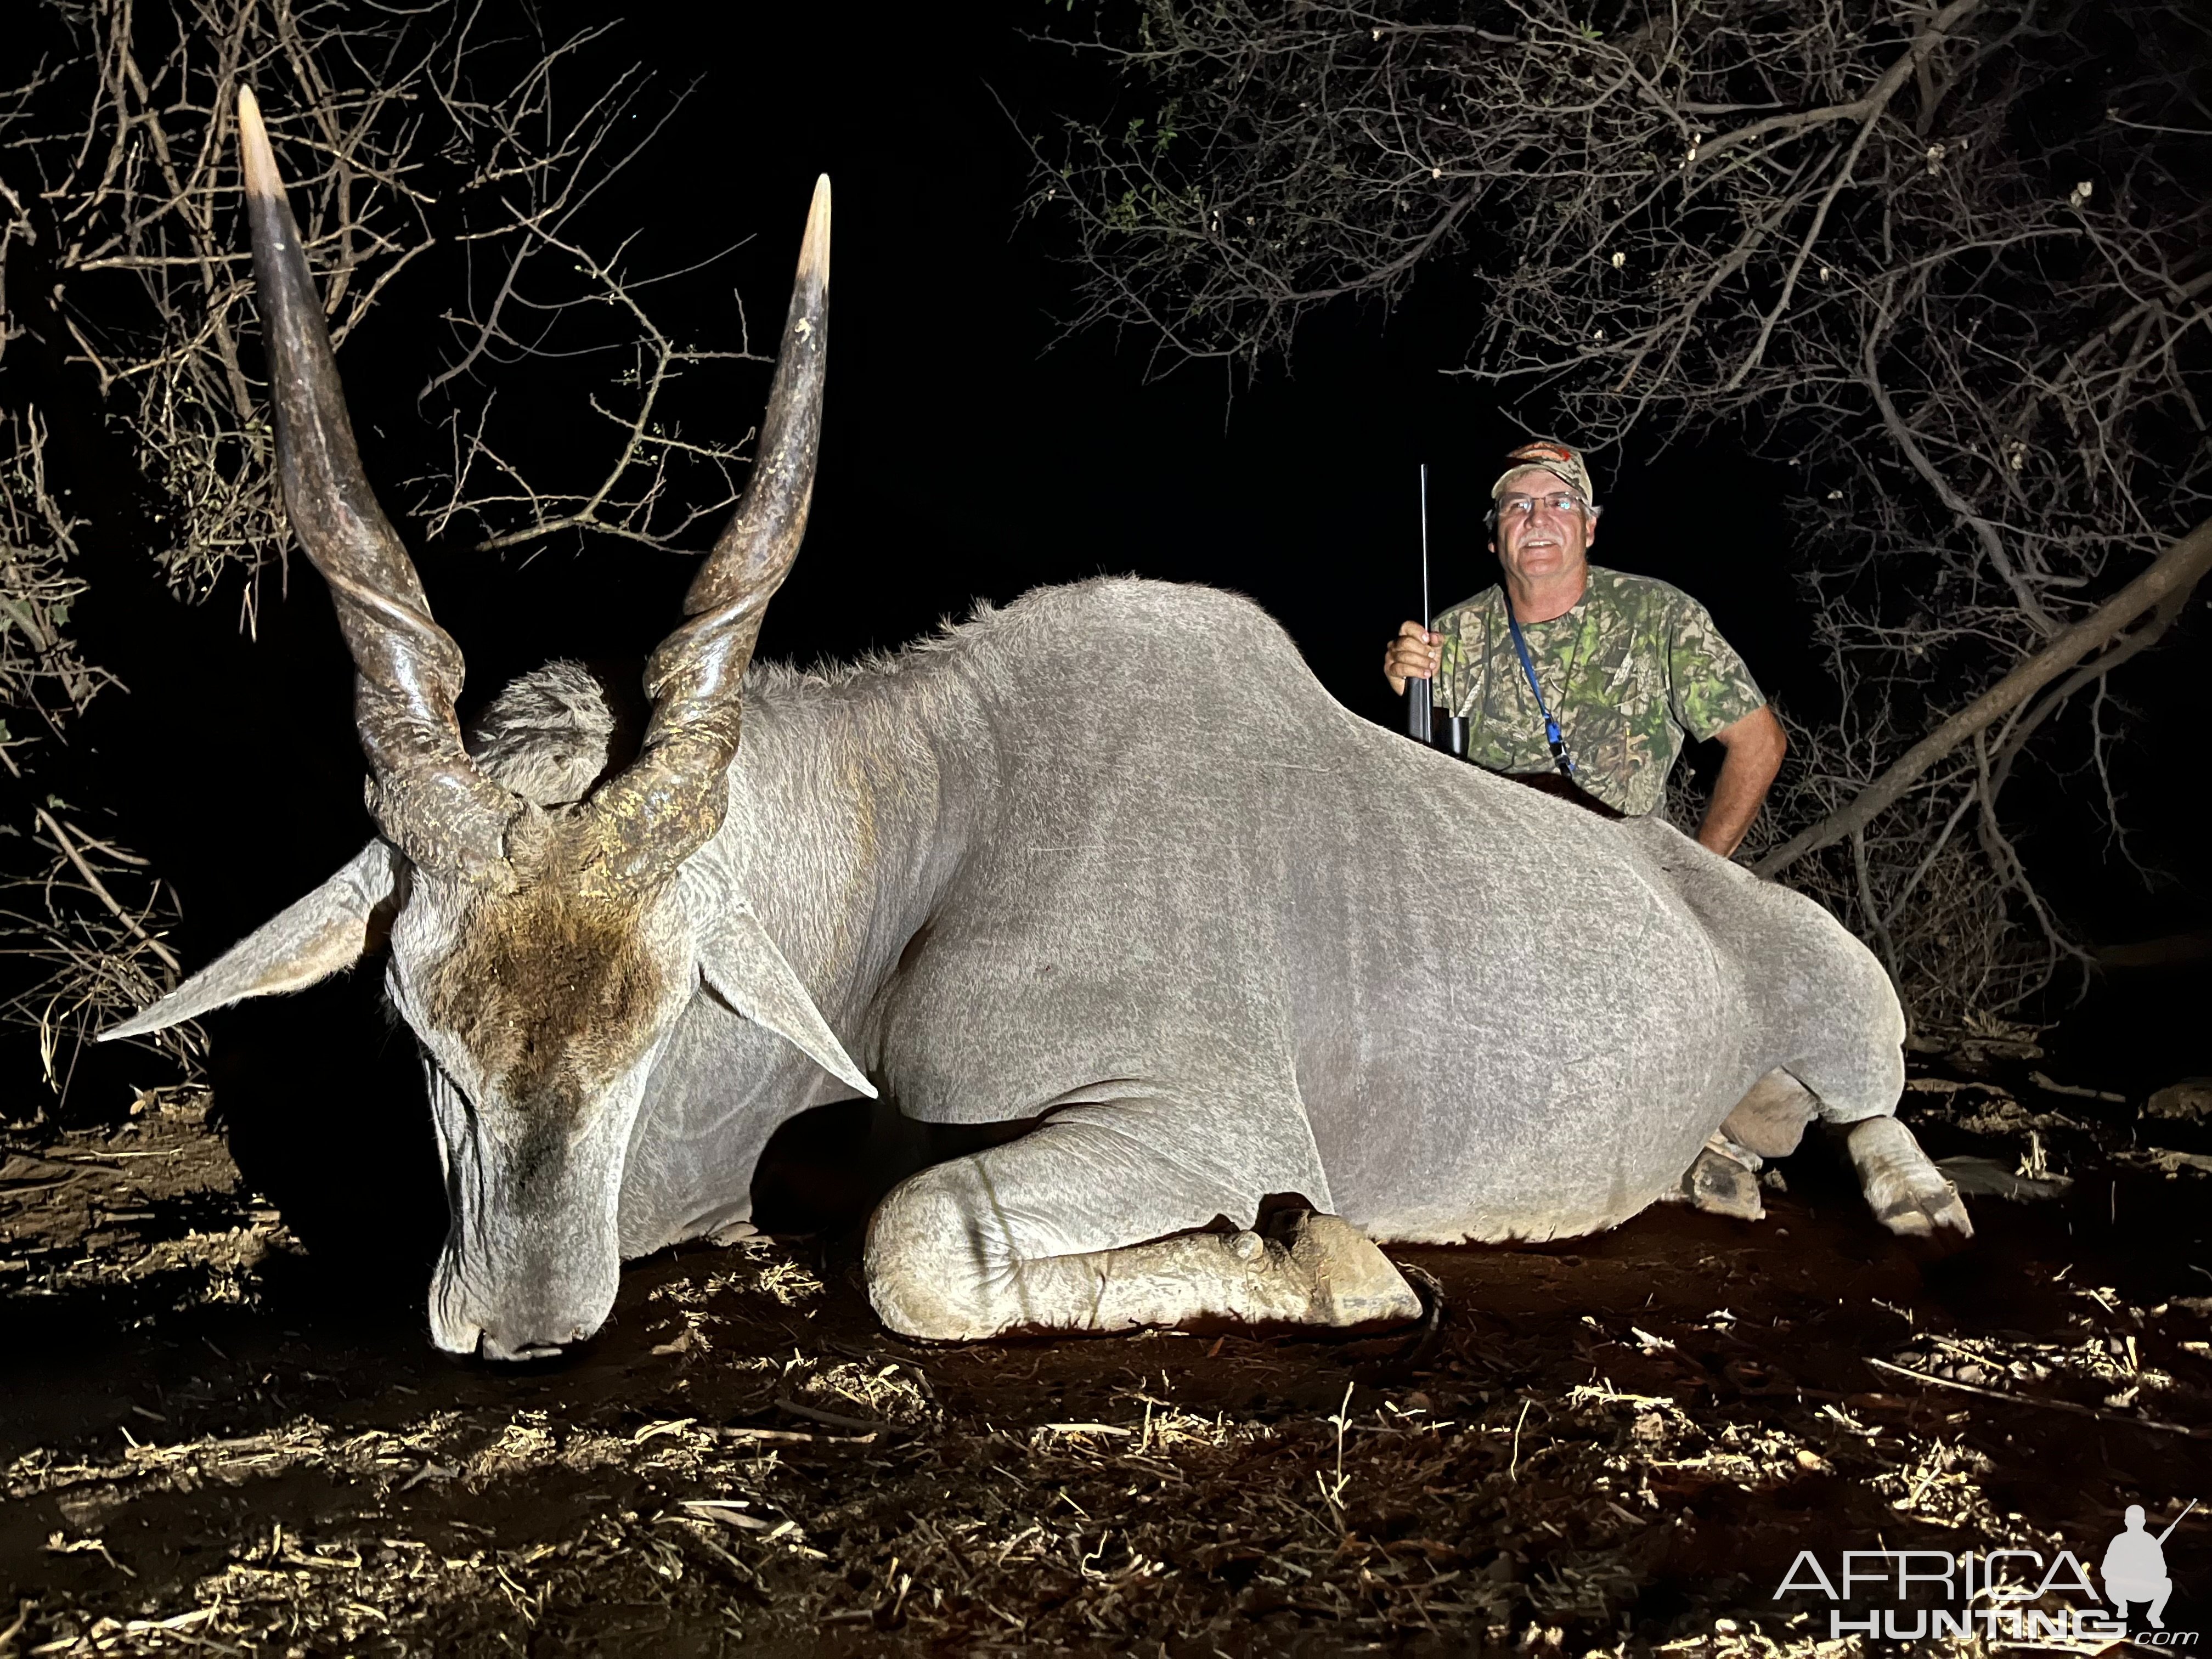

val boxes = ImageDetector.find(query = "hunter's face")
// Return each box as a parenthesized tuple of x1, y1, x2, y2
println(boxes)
(1492, 467, 1595, 586)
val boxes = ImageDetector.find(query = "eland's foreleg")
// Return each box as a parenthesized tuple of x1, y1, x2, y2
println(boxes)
(863, 1118, 1420, 1342)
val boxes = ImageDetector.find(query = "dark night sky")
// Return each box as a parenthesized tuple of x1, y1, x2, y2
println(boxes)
(52, 0, 2206, 1110)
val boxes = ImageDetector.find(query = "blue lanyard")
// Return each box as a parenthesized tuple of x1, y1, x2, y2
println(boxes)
(1504, 607, 1578, 778)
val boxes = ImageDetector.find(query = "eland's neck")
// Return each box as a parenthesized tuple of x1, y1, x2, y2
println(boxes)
(696, 661, 995, 1038)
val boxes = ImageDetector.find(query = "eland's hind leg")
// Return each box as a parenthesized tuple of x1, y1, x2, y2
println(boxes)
(1680, 1066, 1823, 1221)
(1846, 1115, 1972, 1239)
(1722, 1068, 1821, 1156)
(864, 1109, 1420, 1342)
(1689, 1067, 1971, 1239)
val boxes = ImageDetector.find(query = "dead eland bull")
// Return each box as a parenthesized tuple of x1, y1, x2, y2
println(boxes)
(108, 91, 1970, 1360)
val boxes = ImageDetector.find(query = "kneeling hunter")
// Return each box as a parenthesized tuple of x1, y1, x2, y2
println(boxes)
(1384, 440, 1787, 857)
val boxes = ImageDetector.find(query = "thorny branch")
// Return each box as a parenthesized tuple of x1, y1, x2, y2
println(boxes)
(0, 805, 198, 1094)
(1040, 0, 2211, 1024)
(15, 0, 469, 619)
(414, 222, 765, 555)
(0, 410, 111, 773)
(1754, 513, 2212, 879)
(0, 1, 735, 1105)
(404, 41, 769, 555)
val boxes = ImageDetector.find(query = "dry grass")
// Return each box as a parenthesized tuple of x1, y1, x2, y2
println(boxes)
(4, 1042, 2211, 1654)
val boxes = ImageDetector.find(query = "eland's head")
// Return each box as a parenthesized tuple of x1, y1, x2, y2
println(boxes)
(103, 89, 866, 1361)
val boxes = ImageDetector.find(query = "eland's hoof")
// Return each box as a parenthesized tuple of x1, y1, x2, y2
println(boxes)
(1287, 1214, 1423, 1328)
(1848, 1116, 1974, 1241)
(1686, 1146, 1765, 1221)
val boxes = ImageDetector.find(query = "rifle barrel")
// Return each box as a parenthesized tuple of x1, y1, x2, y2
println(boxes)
(2155, 1497, 2198, 1545)
(1406, 462, 1433, 741)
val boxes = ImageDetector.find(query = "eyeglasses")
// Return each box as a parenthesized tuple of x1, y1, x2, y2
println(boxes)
(1495, 494, 1589, 521)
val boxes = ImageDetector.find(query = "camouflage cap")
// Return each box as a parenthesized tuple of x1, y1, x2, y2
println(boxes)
(1490, 439, 1596, 509)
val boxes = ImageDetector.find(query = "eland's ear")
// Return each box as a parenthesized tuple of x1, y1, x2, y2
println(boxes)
(100, 841, 405, 1041)
(696, 907, 876, 1100)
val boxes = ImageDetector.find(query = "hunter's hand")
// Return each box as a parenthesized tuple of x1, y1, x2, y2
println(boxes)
(1384, 621, 1441, 697)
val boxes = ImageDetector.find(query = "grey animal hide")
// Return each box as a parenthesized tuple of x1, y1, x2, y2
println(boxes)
(110, 577, 1915, 1341)
(629, 577, 1901, 1256)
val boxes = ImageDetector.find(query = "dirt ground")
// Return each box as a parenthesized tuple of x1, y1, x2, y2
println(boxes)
(4, 1035, 2211, 1657)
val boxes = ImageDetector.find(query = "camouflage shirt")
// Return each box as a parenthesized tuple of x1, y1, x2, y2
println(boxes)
(1430, 565, 1766, 818)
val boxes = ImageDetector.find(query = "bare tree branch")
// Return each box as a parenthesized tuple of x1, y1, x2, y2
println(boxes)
(0, 2, 726, 1104)
(1039, 0, 2211, 1024)
(1756, 513, 2212, 877)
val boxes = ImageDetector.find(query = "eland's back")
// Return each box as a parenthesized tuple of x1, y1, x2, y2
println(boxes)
(864, 577, 1901, 1243)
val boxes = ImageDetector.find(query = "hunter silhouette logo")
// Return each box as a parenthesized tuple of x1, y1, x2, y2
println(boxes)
(2106, 1500, 2195, 1630)
(1774, 1499, 2198, 1642)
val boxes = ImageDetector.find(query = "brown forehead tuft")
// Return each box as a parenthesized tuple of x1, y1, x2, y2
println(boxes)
(421, 877, 670, 1116)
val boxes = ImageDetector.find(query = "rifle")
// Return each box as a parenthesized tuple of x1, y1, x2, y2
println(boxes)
(1405, 463, 1471, 756)
(2156, 1499, 2199, 1545)
(1405, 462, 1433, 743)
